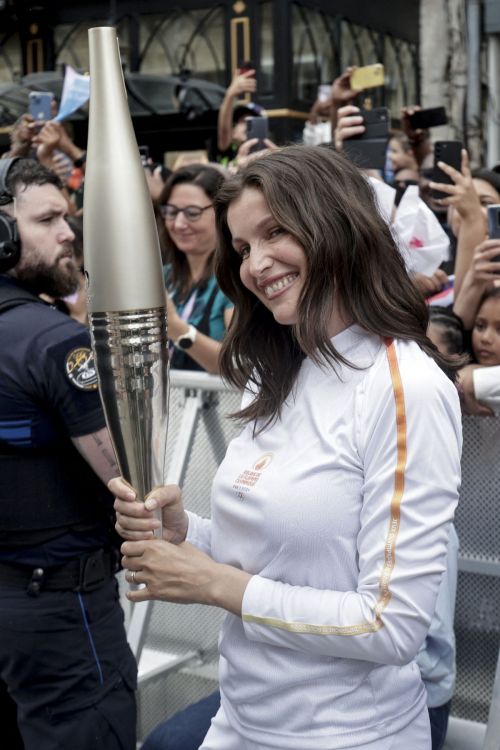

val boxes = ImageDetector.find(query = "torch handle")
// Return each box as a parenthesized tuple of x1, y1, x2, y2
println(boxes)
(90, 308, 170, 539)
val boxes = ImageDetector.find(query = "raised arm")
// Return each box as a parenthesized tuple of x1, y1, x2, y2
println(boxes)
(429, 149, 485, 295)
(400, 106, 432, 168)
(330, 67, 360, 132)
(217, 70, 256, 152)
(453, 239, 500, 328)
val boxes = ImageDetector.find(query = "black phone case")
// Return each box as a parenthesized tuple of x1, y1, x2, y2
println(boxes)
(409, 107, 447, 130)
(343, 137, 389, 171)
(431, 141, 462, 199)
(350, 107, 390, 141)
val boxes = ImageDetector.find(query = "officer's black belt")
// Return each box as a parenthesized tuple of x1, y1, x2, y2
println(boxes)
(0, 548, 118, 596)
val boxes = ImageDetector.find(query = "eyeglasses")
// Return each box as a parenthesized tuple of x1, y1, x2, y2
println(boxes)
(160, 203, 213, 222)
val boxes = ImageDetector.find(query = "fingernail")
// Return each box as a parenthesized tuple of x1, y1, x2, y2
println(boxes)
(145, 497, 158, 510)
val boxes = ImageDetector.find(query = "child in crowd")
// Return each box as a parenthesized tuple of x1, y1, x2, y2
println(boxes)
(471, 288, 500, 368)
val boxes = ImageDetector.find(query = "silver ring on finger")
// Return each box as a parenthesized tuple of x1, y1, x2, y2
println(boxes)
(131, 570, 136, 584)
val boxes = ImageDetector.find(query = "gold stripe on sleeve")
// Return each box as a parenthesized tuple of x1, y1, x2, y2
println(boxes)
(242, 339, 407, 636)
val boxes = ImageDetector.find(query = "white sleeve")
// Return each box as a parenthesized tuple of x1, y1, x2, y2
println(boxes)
(242, 347, 462, 666)
(185, 511, 212, 555)
(472, 365, 500, 409)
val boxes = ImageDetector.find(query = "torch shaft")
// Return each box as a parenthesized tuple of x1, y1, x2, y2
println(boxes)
(90, 307, 169, 537)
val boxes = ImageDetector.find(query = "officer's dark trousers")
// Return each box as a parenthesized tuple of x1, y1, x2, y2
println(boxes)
(0, 576, 137, 750)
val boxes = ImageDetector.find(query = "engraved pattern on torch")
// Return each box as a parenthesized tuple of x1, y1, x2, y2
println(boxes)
(90, 308, 169, 523)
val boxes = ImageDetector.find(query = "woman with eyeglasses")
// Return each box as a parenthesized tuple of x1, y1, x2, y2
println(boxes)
(157, 164, 233, 373)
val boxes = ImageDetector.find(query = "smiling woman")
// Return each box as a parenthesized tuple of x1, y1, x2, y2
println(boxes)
(156, 165, 233, 374)
(215, 145, 461, 427)
(114, 145, 463, 750)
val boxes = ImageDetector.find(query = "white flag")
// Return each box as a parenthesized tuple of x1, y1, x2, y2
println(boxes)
(54, 65, 90, 122)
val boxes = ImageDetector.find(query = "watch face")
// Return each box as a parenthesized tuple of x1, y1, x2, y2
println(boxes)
(178, 336, 194, 349)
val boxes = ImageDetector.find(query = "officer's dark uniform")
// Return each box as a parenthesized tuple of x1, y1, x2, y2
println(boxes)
(0, 276, 137, 750)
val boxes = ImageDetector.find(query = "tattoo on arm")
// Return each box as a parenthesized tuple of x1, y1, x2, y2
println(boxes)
(91, 433, 118, 470)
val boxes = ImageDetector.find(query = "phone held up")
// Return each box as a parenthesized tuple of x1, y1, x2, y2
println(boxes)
(29, 91, 53, 124)
(408, 106, 448, 130)
(487, 205, 500, 265)
(246, 116, 269, 153)
(431, 141, 462, 199)
(343, 107, 390, 171)
(487, 205, 500, 240)
(350, 64, 385, 92)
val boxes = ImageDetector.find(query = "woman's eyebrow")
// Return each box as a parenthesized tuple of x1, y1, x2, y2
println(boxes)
(230, 214, 275, 243)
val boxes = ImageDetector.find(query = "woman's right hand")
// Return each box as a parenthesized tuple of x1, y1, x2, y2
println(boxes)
(110, 477, 189, 545)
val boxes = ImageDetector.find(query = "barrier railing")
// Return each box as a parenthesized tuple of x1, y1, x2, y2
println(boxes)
(125, 374, 500, 748)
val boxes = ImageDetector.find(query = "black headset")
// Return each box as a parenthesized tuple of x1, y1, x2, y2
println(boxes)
(0, 158, 21, 274)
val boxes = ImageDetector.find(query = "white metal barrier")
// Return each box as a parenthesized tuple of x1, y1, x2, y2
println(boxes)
(124, 374, 500, 748)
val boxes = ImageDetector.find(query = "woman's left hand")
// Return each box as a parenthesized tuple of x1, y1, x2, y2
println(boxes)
(122, 539, 219, 604)
(122, 538, 252, 613)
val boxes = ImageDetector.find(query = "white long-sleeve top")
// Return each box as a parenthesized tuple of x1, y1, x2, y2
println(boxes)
(187, 326, 462, 748)
(473, 365, 500, 413)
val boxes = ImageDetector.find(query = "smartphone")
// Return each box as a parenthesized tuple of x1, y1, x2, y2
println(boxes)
(29, 91, 53, 123)
(139, 145, 149, 165)
(487, 205, 500, 265)
(343, 139, 389, 171)
(431, 141, 462, 199)
(356, 107, 390, 140)
(343, 107, 390, 171)
(350, 64, 385, 91)
(487, 205, 500, 239)
(246, 116, 268, 152)
(409, 106, 448, 130)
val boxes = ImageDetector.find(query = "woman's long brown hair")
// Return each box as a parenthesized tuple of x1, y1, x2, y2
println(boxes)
(214, 145, 462, 429)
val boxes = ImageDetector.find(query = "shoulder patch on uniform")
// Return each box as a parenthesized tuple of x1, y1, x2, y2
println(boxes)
(65, 347, 99, 391)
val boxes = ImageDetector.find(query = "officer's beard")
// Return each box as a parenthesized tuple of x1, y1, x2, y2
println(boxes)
(15, 250, 81, 298)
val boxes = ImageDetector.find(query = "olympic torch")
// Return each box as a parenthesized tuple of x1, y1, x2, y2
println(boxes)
(83, 27, 168, 536)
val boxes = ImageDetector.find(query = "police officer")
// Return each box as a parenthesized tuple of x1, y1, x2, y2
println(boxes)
(0, 158, 137, 750)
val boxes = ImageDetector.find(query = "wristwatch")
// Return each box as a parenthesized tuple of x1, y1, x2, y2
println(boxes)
(174, 324, 198, 350)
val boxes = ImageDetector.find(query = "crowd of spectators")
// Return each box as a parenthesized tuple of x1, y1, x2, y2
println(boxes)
(5, 68, 500, 413)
